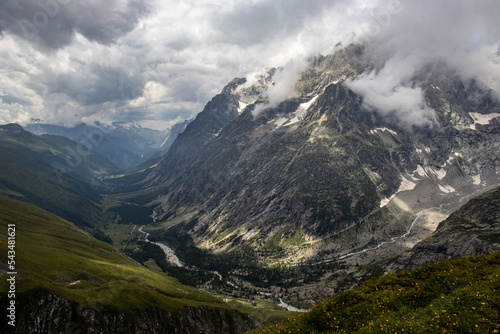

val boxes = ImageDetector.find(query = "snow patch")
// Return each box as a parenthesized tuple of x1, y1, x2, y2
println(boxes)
(380, 174, 417, 208)
(399, 177, 417, 192)
(299, 95, 319, 111)
(274, 117, 288, 127)
(469, 112, 500, 129)
(413, 165, 446, 180)
(241, 229, 259, 241)
(369, 127, 398, 137)
(238, 101, 249, 113)
(283, 95, 318, 127)
(270, 95, 318, 129)
(432, 168, 447, 180)
(331, 75, 347, 85)
(364, 168, 381, 182)
(68, 280, 81, 286)
(379, 197, 391, 208)
(438, 184, 456, 193)
(414, 165, 427, 178)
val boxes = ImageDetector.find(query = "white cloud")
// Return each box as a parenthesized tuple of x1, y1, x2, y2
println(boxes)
(0, 0, 499, 130)
(345, 0, 500, 127)
(346, 53, 439, 128)
(252, 58, 307, 116)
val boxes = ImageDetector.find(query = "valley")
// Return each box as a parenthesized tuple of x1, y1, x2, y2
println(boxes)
(1, 35, 500, 333)
(85, 44, 500, 314)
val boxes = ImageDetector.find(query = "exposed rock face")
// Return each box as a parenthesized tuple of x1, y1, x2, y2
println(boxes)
(3, 290, 258, 334)
(146, 44, 500, 267)
(157, 78, 247, 182)
(399, 185, 500, 270)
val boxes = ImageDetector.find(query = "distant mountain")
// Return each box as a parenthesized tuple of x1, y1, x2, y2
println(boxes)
(24, 121, 176, 169)
(0, 195, 259, 333)
(155, 119, 191, 156)
(0, 124, 118, 185)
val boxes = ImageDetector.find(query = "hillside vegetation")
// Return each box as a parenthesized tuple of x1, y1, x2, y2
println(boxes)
(255, 253, 500, 333)
(0, 195, 223, 309)
(0, 195, 259, 332)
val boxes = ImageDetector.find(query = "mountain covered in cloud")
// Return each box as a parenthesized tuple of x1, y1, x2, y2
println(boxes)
(1, 1, 498, 131)
(102, 42, 500, 307)
(1, 0, 500, 331)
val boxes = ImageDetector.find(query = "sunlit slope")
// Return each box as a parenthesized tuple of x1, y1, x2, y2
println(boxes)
(0, 195, 225, 312)
(256, 253, 500, 333)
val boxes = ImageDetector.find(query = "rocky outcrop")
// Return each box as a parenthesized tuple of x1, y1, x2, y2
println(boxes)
(399, 185, 500, 269)
(157, 78, 246, 182)
(2, 290, 258, 334)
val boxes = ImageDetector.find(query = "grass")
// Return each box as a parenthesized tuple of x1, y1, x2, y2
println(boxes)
(103, 222, 142, 249)
(254, 252, 500, 333)
(0, 195, 228, 313)
(0, 144, 103, 228)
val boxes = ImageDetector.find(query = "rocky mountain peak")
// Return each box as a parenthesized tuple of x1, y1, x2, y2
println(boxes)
(145, 43, 500, 270)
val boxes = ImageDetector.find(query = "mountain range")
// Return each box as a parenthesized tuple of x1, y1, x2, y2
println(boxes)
(108, 44, 500, 298)
(25, 120, 189, 169)
(1, 43, 500, 333)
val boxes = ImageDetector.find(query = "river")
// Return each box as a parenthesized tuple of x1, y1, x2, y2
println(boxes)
(138, 225, 184, 267)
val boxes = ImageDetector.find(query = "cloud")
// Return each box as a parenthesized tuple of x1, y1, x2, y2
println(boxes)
(0, 0, 361, 129)
(346, 54, 438, 128)
(50, 64, 144, 106)
(252, 59, 306, 116)
(345, 0, 500, 127)
(0, 0, 151, 50)
(0, 0, 499, 130)
(214, 0, 334, 46)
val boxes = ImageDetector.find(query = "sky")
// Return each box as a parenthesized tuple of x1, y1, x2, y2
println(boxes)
(0, 0, 499, 130)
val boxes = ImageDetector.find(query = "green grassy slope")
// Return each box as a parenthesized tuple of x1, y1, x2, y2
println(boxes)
(39, 134, 118, 184)
(256, 253, 500, 333)
(0, 123, 123, 227)
(0, 124, 117, 185)
(0, 195, 226, 313)
(0, 144, 103, 227)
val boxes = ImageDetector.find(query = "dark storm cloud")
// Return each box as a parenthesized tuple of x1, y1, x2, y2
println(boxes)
(215, 0, 334, 45)
(1, 0, 498, 130)
(0, 0, 151, 50)
(51, 64, 144, 106)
